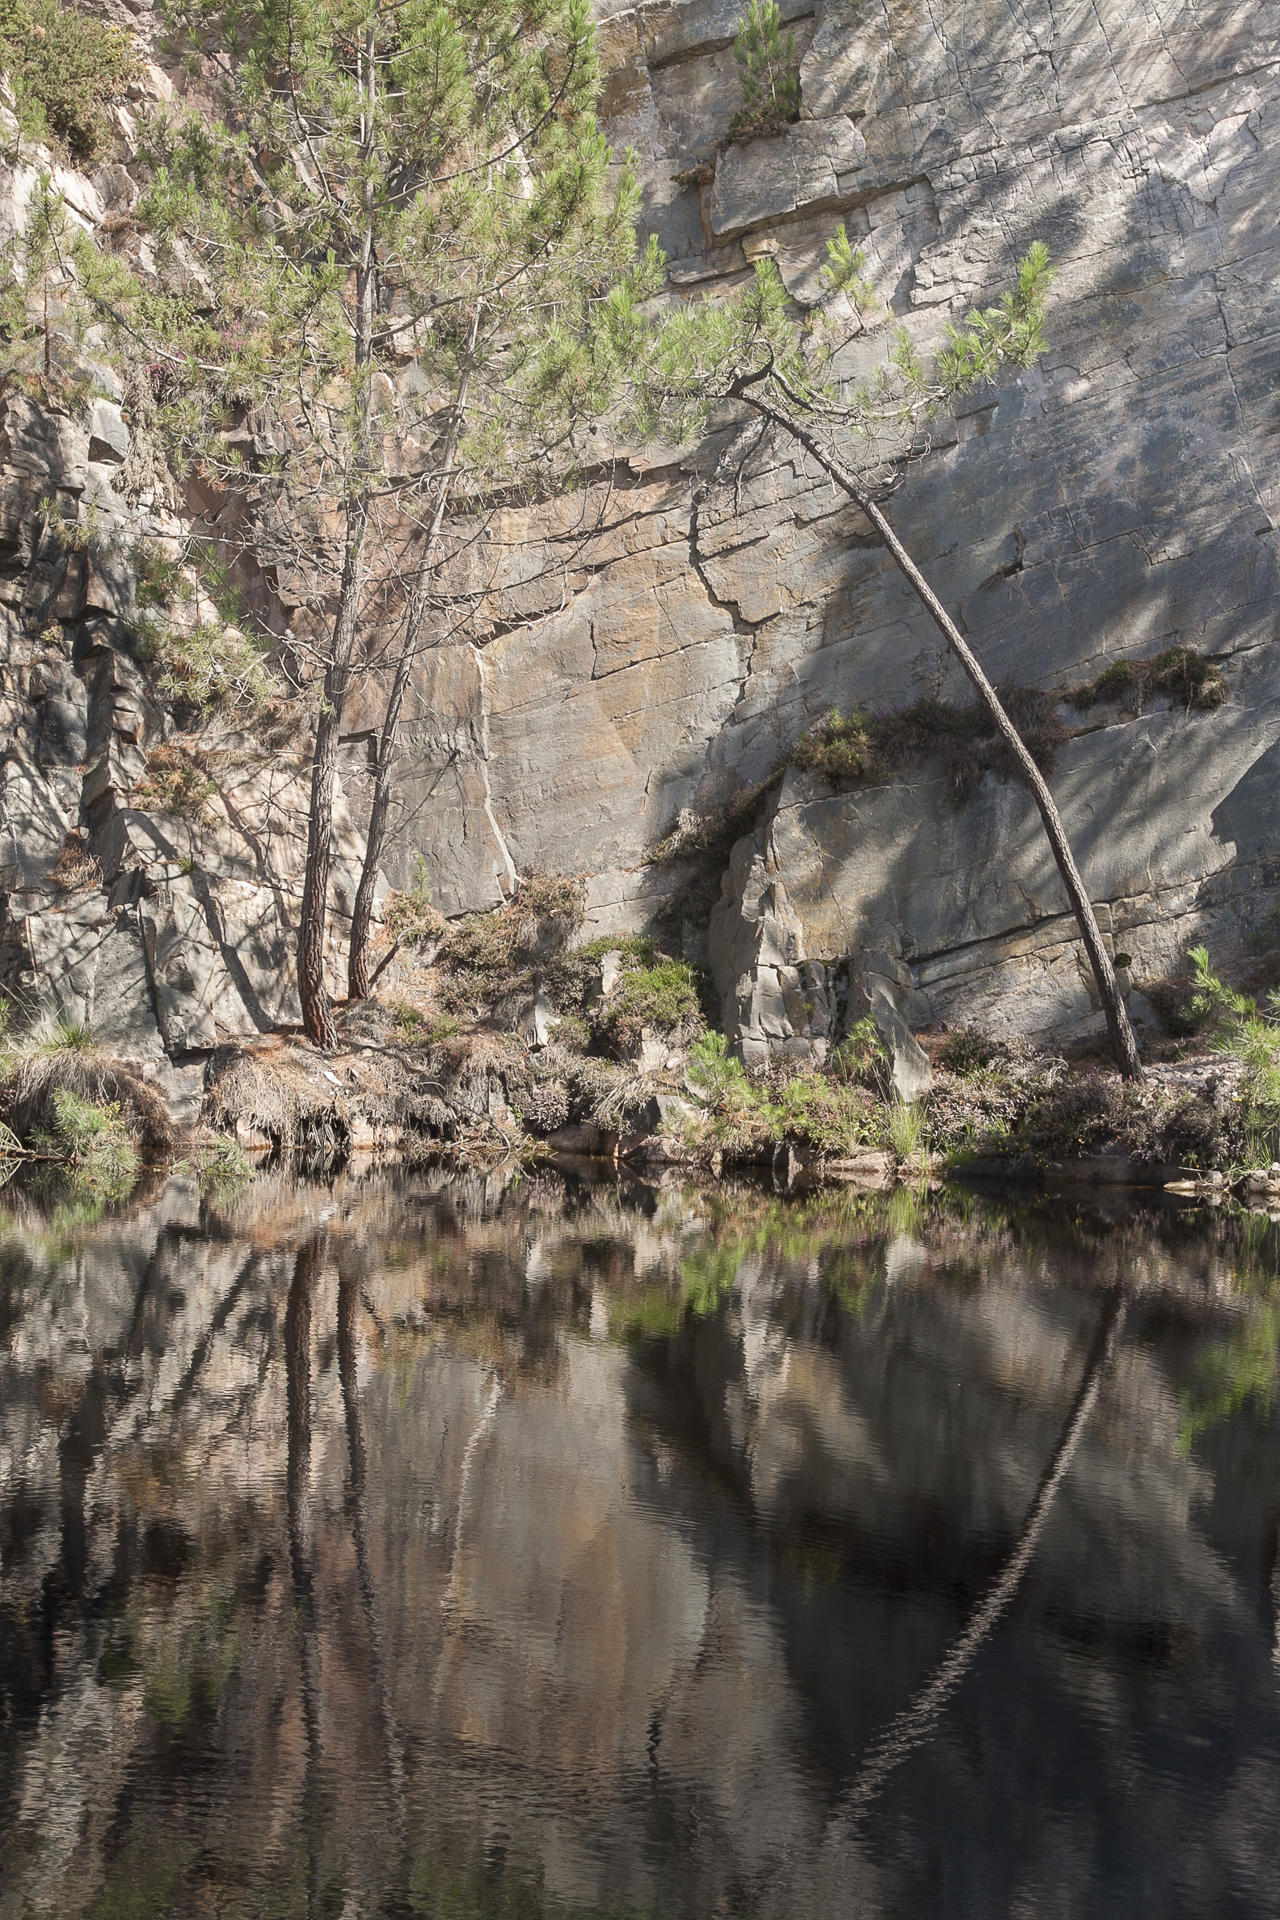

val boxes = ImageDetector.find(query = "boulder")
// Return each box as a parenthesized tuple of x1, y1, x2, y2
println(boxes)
(871, 997, 933, 1105)
(86, 400, 129, 466)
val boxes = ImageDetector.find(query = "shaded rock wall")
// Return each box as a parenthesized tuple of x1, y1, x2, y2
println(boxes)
(388, 0, 1280, 1045)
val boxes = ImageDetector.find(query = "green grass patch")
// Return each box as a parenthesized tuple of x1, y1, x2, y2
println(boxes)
(591, 958, 707, 1058)
(33, 1088, 139, 1195)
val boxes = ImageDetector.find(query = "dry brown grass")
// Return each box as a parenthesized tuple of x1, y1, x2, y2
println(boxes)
(202, 1037, 458, 1152)
(49, 832, 103, 894)
(7, 1048, 177, 1159)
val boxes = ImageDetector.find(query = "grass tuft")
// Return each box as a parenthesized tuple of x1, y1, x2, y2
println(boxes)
(1068, 646, 1228, 715)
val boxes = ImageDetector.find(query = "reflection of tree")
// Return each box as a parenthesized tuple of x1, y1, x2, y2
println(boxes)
(8, 1174, 1280, 1919)
(285, 1234, 324, 1920)
(829, 1287, 1127, 1835)
(337, 1250, 406, 1840)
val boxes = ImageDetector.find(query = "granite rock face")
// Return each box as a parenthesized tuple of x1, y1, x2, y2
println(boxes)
(2, 0, 1279, 1086)
(0, 370, 363, 1110)
(709, 655, 1280, 1051)
(386, 0, 1280, 1047)
(0, 85, 368, 1105)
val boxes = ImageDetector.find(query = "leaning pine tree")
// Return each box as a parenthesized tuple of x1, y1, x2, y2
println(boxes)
(623, 234, 1144, 1079)
(125, 0, 649, 1047)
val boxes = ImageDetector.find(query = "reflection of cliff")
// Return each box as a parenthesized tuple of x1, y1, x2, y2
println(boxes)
(2, 1174, 1279, 1917)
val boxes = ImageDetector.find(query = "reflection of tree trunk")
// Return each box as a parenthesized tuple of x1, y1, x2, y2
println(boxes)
(285, 1236, 324, 1920)
(337, 1255, 406, 1836)
(832, 1288, 1127, 1830)
(135, 1249, 260, 1436)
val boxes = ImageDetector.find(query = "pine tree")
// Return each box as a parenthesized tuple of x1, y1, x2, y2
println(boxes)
(628, 236, 1144, 1080)
(730, 0, 800, 135)
(111, 0, 649, 1046)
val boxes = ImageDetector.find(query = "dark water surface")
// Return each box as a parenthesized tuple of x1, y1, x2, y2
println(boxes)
(2, 1165, 1279, 1919)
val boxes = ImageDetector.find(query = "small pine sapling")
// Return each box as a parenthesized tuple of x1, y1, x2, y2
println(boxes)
(728, 1, 801, 139)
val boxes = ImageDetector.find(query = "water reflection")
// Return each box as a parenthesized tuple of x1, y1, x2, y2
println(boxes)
(1, 1168, 1279, 1917)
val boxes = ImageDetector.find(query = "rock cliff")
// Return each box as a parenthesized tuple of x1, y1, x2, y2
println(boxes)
(1, 0, 1278, 1092)
(398, 0, 1280, 1052)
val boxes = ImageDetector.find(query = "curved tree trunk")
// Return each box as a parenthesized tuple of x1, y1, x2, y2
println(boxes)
(347, 333, 476, 1001)
(828, 1287, 1126, 1831)
(744, 394, 1144, 1081)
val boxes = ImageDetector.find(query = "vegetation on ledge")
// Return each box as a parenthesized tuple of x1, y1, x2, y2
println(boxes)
(647, 645, 1230, 870)
(0, 0, 140, 161)
(724, 0, 801, 144)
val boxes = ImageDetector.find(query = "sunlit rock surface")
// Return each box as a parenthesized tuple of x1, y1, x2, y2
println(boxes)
(393, 0, 1280, 1044)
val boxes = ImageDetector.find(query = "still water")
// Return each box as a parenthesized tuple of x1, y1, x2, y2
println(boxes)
(1, 1164, 1279, 1918)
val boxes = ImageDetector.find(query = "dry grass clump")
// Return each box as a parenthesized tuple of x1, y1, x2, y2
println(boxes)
(1067, 646, 1228, 715)
(793, 685, 1068, 805)
(924, 1041, 1064, 1159)
(443, 873, 586, 972)
(427, 1031, 526, 1127)
(129, 743, 219, 821)
(1019, 1070, 1243, 1170)
(202, 1038, 469, 1155)
(203, 1045, 315, 1149)
(385, 889, 447, 951)
(49, 831, 103, 894)
(644, 774, 784, 866)
(435, 874, 590, 1026)
(6, 1045, 176, 1160)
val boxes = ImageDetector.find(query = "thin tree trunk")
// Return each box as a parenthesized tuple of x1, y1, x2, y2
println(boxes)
(347, 331, 476, 1000)
(297, 24, 379, 1049)
(298, 507, 370, 1046)
(743, 394, 1144, 1080)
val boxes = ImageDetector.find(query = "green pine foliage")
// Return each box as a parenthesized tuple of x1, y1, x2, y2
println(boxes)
(60, 0, 662, 1043)
(727, 0, 800, 141)
(0, 0, 140, 161)
(820, 223, 878, 312)
(625, 227, 1052, 463)
(126, 0, 655, 506)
